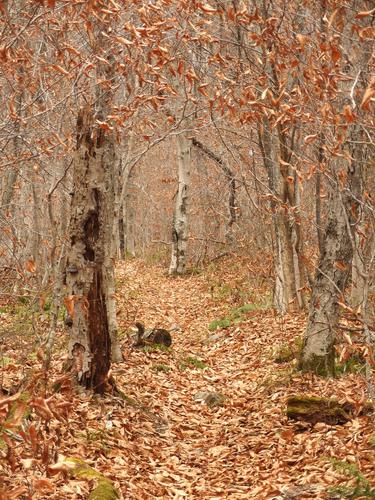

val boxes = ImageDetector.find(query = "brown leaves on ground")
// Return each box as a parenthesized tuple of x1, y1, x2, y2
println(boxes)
(0, 257, 374, 499)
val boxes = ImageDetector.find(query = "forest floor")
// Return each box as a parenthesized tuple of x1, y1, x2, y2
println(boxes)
(0, 257, 374, 499)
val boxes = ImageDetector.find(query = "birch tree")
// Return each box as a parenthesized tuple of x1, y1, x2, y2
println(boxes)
(169, 131, 192, 275)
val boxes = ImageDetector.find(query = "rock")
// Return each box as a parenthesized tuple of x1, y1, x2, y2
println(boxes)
(194, 391, 225, 407)
(207, 333, 225, 343)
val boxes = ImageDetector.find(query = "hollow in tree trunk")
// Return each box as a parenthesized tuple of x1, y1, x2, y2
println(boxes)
(65, 106, 116, 393)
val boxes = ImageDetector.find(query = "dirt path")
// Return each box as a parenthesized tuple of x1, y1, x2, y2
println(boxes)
(107, 259, 372, 499)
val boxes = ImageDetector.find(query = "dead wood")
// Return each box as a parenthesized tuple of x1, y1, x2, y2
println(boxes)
(286, 395, 373, 426)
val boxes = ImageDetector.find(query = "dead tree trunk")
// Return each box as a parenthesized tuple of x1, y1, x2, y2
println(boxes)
(65, 106, 115, 393)
(66, 10, 123, 367)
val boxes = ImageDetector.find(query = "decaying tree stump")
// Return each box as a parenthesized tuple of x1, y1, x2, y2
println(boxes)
(286, 395, 373, 425)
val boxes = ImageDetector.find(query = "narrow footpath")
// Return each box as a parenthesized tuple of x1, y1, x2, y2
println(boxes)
(104, 259, 372, 499)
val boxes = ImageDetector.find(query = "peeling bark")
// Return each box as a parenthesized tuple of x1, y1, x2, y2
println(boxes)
(65, 106, 115, 393)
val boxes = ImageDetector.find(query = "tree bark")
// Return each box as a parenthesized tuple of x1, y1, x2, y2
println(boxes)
(300, 1, 370, 375)
(300, 119, 366, 376)
(350, 156, 374, 310)
(65, 106, 116, 393)
(299, 189, 355, 376)
(0, 86, 23, 264)
(169, 132, 192, 275)
(116, 135, 136, 259)
(258, 120, 298, 313)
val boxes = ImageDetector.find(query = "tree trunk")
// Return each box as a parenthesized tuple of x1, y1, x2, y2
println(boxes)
(44, 168, 70, 371)
(169, 132, 192, 275)
(300, 1, 370, 376)
(115, 135, 136, 259)
(293, 172, 307, 309)
(118, 215, 125, 259)
(106, 161, 123, 364)
(66, 10, 123, 368)
(350, 157, 374, 311)
(0, 87, 23, 264)
(273, 211, 298, 313)
(316, 137, 325, 256)
(300, 123, 366, 377)
(258, 120, 298, 313)
(299, 189, 354, 376)
(65, 106, 115, 393)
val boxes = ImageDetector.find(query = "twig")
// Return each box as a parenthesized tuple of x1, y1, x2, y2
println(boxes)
(48, 160, 73, 198)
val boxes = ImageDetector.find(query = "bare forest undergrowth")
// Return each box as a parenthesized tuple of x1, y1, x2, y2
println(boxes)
(1, 257, 374, 499)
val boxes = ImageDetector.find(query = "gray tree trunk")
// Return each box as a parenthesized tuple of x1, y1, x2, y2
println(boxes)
(169, 132, 192, 275)
(299, 189, 355, 375)
(0, 88, 23, 264)
(300, 1, 370, 375)
(350, 159, 374, 312)
(116, 135, 136, 259)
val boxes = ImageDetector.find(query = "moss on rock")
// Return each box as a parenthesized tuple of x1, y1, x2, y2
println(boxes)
(62, 457, 119, 499)
(89, 480, 119, 500)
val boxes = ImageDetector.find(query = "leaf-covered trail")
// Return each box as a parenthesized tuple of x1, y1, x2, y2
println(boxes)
(1, 258, 373, 499)
(107, 259, 373, 499)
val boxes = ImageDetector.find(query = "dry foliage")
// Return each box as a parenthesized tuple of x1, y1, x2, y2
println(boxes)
(0, 257, 374, 499)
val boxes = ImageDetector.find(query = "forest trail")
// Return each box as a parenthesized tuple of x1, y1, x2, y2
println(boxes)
(108, 259, 372, 499)
(0, 258, 373, 499)
(114, 258, 287, 498)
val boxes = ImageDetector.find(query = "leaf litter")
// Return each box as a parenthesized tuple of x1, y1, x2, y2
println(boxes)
(0, 257, 374, 499)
